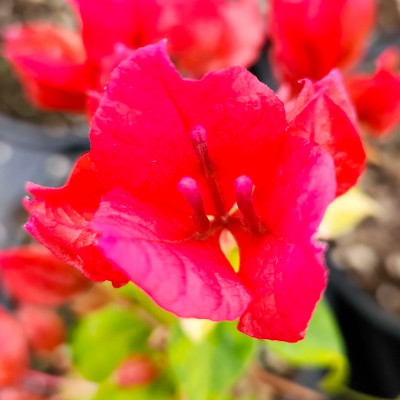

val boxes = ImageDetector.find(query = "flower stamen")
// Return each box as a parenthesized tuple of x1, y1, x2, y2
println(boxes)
(178, 177, 210, 234)
(189, 125, 226, 217)
(189, 125, 213, 176)
(234, 175, 262, 234)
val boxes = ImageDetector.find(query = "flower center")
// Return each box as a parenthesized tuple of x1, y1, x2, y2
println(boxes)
(178, 125, 263, 236)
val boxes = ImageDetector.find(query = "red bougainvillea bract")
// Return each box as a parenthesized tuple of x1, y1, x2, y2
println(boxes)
(25, 42, 365, 341)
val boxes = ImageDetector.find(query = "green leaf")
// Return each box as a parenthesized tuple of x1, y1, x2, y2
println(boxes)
(117, 283, 176, 325)
(93, 379, 174, 400)
(227, 246, 240, 273)
(266, 299, 349, 391)
(168, 321, 256, 400)
(71, 306, 151, 382)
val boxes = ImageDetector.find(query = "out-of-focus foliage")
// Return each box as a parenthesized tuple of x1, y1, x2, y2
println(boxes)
(168, 321, 256, 400)
(117, 282, 176, 325)
(71, 306, 151, 381)
(93, 377, 174, 400)
(318, 187, 380, 239)
(266, 299, 348, 391)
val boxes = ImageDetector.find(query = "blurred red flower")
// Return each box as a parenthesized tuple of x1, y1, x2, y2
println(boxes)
(0, 388, 47, 400)
(2, 24, 88, 112)
(285, 70, 365, 196)
(2, 0, 265, 113)
(0, 245, 90, 306)
(0, 308, 29, 388)
(116, 355, 158, 388)
(25, 42, 364, 341)
(17, 305, 65, 353)
(346, 48, 400, 136)
(269, 0, 376, 87)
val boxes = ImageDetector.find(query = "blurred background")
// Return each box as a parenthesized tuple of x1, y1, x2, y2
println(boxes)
(1, 1, 400, 400)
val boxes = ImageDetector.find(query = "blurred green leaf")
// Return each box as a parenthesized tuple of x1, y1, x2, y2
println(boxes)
(117, 283, 176, 325)
(168, 321, 256, 400)
(71, 306, 151, 382)
(266, 299, 349, 391)
(93, 378, 174, 400)
(227, 246, 240, 273)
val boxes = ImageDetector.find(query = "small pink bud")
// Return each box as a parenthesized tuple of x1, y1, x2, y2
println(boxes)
(17, 305, 65, 353)
(115, 355, 158, 388)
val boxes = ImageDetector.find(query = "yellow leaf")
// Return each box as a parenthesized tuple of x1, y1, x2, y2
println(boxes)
(179, 318, 216, 342)
(318, 187, 381, 240)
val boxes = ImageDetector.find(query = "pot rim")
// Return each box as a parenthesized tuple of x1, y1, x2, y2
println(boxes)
(0, 112, 89, 154)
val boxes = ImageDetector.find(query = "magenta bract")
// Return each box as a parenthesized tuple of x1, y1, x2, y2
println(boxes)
(24, 42, 364, 341)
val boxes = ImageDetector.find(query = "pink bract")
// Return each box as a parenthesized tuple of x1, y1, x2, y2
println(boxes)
(25, 42, 362, 341)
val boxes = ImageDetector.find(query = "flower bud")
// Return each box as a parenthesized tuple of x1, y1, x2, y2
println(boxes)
(115, 355, 158, 388)
(17, 305, 65, 353)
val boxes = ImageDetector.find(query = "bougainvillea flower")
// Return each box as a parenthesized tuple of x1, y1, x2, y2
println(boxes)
(3, 0, 264, 113)
(269, 0, 376, 87)
(0, 245, 90, 305)
(153, 0, 265, 77)
(346, 48, 400, 136)
(26, 42, 345, 341)
(0, 308, 28, 387)
(285, 70, 365, 196)
(2, 24, 88, 112)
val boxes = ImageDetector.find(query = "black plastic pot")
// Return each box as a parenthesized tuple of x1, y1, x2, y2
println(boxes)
(0, 113, 89, 247)
(326, 255, 400, 399)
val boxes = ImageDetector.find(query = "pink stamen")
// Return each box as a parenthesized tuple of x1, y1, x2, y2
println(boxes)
(189, 125, 214, 176)
(178, 177, 210, 234)
(189, 125, 226, 217)
(234, 175, 262, 234)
